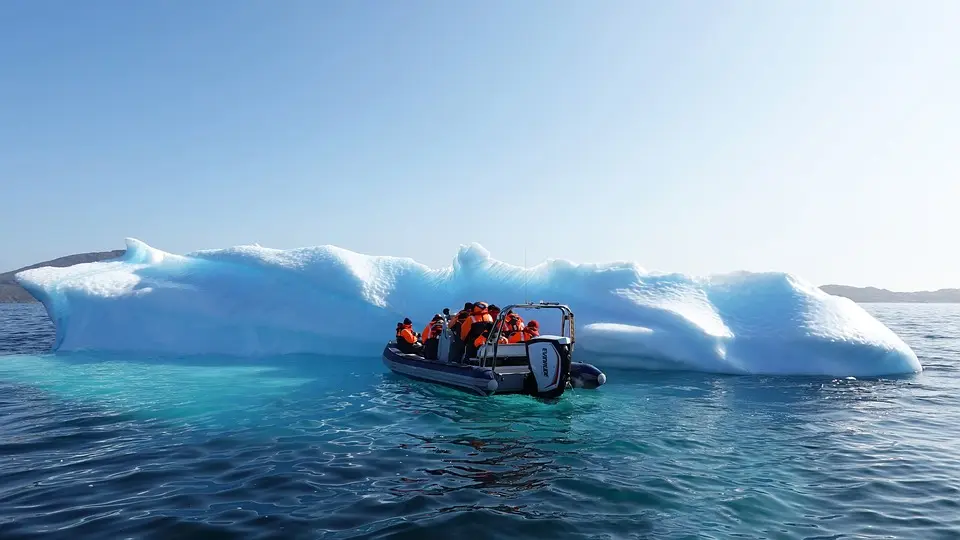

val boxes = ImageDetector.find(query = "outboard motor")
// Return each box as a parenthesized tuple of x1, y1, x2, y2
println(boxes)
(523, 337, 573, 399)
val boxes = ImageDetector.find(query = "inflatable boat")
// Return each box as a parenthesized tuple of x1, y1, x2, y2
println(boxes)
(382, 302, 606, 399)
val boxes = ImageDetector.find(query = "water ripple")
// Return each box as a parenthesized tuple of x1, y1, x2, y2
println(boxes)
(0, 303, 959, 538)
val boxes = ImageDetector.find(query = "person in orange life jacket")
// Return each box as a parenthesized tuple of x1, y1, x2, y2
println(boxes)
(421, 314, 442, 342)
(448, 302, 473, 334)
(473, 324, 508, 348)
(396, 318, 422, 355)
(522, 320, 540, 340)
(503, 312, 527, 343)
(446, 303, 473, 365)
(504, 309, 525, 328)
(422, 314, 444, 360)
(464, 322, 505, 359)
(460, 301, 493, 345)
(429, 316, 444, 338)
(500, 312, 517, 339)
(487, 304, 501, 330)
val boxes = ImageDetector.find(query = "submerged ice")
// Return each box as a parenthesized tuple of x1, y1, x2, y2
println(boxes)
(16, 238, 921, 377)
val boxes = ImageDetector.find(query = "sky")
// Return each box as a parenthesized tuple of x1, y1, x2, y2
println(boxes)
(1, 1, 958, 291)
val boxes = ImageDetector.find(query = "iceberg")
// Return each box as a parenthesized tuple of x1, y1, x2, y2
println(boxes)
(15, 238, 921, 377)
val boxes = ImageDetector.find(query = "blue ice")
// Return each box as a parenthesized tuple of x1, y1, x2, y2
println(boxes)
(15, 238, 921, 377)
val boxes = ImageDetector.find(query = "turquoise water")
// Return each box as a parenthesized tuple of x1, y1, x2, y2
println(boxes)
(1, 303, 958, 539)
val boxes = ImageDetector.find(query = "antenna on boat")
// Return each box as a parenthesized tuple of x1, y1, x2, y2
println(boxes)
(523, 247, 528, 303)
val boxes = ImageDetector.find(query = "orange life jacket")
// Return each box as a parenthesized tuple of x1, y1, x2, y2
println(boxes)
(397, 325, 417, 344)
(449, 310, 469, 330)
(427, 321, 443, 340)
(501, 316, 526, 343)
(474, 332, 508, 348)
(422, 320, 443, 341)
(460, 311, 493, 342)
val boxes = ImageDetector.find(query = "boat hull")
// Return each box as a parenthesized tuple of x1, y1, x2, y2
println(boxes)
(382, 344, 500, 396)
(381, 343, 606, 397)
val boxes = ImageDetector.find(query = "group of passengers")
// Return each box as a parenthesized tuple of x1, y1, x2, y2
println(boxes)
(394, 301, 540, 362)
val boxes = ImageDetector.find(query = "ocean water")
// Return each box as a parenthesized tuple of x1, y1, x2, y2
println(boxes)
(0, 303, 958, 539)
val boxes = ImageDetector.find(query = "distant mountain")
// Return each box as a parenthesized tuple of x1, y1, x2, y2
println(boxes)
(819, 284, 960, 303)
(0, 250, 126, 303)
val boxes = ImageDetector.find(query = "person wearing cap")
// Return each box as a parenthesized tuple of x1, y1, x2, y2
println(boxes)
(522, 320, 540, 340)
(448, 302, 473, 333)
(422, 314, 444, 360)
(395, 317, 422, 355)
(447, 303, 473, 364)
(503, 312, 527, 343)
(504, 308, 525, 325)
(460, 301, 493, 346)
(421, 314, 443, 342)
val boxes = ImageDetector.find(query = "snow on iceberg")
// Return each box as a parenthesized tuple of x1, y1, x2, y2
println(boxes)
(15, 238, 921, 377)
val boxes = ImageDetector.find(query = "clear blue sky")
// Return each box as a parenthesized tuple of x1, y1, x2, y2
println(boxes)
(2, 1, 957, 290)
